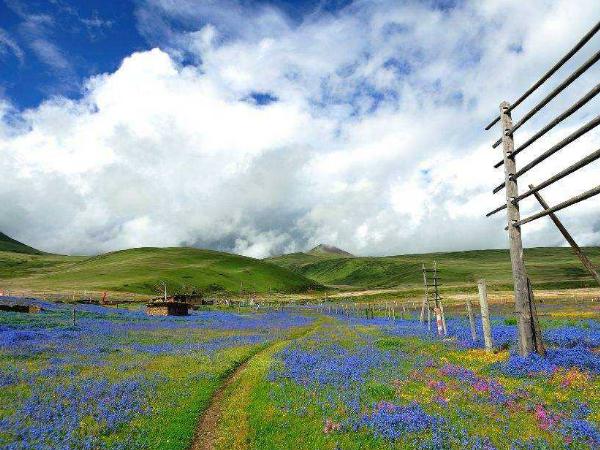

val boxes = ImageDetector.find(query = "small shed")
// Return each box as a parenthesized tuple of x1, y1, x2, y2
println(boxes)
(0, 303, 42, 313)
(146, 301, 189, 316)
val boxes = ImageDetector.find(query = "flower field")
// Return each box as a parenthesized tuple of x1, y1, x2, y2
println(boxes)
(0, 298, 313, 449)
(1, 297, 599, 449)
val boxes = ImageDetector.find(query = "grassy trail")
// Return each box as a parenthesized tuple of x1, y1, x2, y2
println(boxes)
(190, 322, 320, 450)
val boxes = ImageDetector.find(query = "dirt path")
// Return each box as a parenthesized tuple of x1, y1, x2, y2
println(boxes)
(190, 355, 254, 450)
(189, 326, 316, 450)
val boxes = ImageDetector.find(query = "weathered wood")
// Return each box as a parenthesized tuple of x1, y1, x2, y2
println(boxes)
(434, 307, 444, 335)
(530, 185, 600, 286)
(513, 184, 600, 228)
(146, 301, 190, 316)
(466, 298, 477, 341)
(488, 147, 600, 217)
(490, 49, 600, 142)
(494, 83, 600, 167)
(427, 303, 431, 331)
(485, 20, 600, 130)
(493, 114, 600, 193)
(499, 102, 542, 356)
(477, 280, 493, 352)
(433, 262, 446, 335)
(420, 263, 429, 324)
(527, 278, 546, 356)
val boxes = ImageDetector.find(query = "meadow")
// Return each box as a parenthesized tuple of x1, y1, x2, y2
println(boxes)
(1, 297, 599, 449)
(267, 247, 600, 292)
(3, 227, 600, 298)
(0, 247, 320, 296)
(0, 298, 313, 449)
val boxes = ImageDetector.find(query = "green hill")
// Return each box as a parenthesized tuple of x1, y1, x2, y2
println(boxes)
(0, 232, 43, 255)
(0, 247, 321, 296)
(266, 247, 600, 291)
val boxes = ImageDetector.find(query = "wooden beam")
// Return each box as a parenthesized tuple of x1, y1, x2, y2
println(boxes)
(513, 184, 600, 227)
(484, 20, 600, 130)
(529, 184, 600, 286)
(499, 102, 543, 356)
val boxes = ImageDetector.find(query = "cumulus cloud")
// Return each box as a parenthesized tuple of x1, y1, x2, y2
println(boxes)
(0, 0, 599, 257)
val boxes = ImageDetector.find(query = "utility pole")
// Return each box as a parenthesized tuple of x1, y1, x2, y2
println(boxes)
(499, 102, 544, 356)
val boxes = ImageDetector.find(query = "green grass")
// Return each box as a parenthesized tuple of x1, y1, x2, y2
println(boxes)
(267, 247, 600, 291)
(0, 232, 43, 255)
(0, 247, 321, 295)
(2, 241, 599, 297)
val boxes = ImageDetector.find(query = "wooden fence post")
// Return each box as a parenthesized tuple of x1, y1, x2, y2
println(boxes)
(420, 264, 429, 323)
(71, 305, 76, 327)
(427, 303, 431, 330)
(466, 298, 477, 341)
(499, 102, 544, 356)
(527, 278, 546, 355)
(434, 307, 444, 336)
(477, 280, 493, 352)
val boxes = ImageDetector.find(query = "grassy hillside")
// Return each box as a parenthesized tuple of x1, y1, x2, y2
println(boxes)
(0, 247, 321, 296)
(267, 247, 600, 291)
(0, 232, 43, 255)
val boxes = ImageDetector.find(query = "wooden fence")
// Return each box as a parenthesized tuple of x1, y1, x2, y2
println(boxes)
(484, 20, 600, 356)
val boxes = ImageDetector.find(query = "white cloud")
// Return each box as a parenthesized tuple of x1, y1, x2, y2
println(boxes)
(0, 28, 24, 63)
(0, 0, 599, 257)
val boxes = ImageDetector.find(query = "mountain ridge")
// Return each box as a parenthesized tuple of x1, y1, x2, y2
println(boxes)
(0, 232, 43, 255)
(307, 244, 354, 257)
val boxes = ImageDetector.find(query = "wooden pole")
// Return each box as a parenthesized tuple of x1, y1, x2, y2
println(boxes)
(477, 280, 493, 352)
(527, 278, 546, 355)
(71, 305, 76, 327)
(433, 262, 447, 335)
(427, 301, 431, 330)
(420, 264, 429, 323)
(529, 184, 600, 286)
(466, 298, 477, 341)
(499, 101, 542, 356)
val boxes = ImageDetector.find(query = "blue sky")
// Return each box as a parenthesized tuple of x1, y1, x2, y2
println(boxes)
(0, 0, 362, 108)
(0, 0, 461, 109)
(0, 0, 598, 257)
(0, 0, 145, 107)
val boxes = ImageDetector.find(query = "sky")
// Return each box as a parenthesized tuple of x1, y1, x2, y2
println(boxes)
(0, 0, 599, 258)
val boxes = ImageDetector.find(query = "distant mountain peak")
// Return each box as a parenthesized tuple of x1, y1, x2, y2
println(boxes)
(307, 244, 354, 257)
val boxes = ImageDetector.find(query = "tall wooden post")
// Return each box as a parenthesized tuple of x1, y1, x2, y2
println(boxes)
(529, 184, 600, 286)
(420, 264, 429, 323)
(477, 280, 493, 352)
(427, 301, 431, 330)
(499, 102, 543, 356)
(466, 298, 477, 341)
(433, 262, 447, 335)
